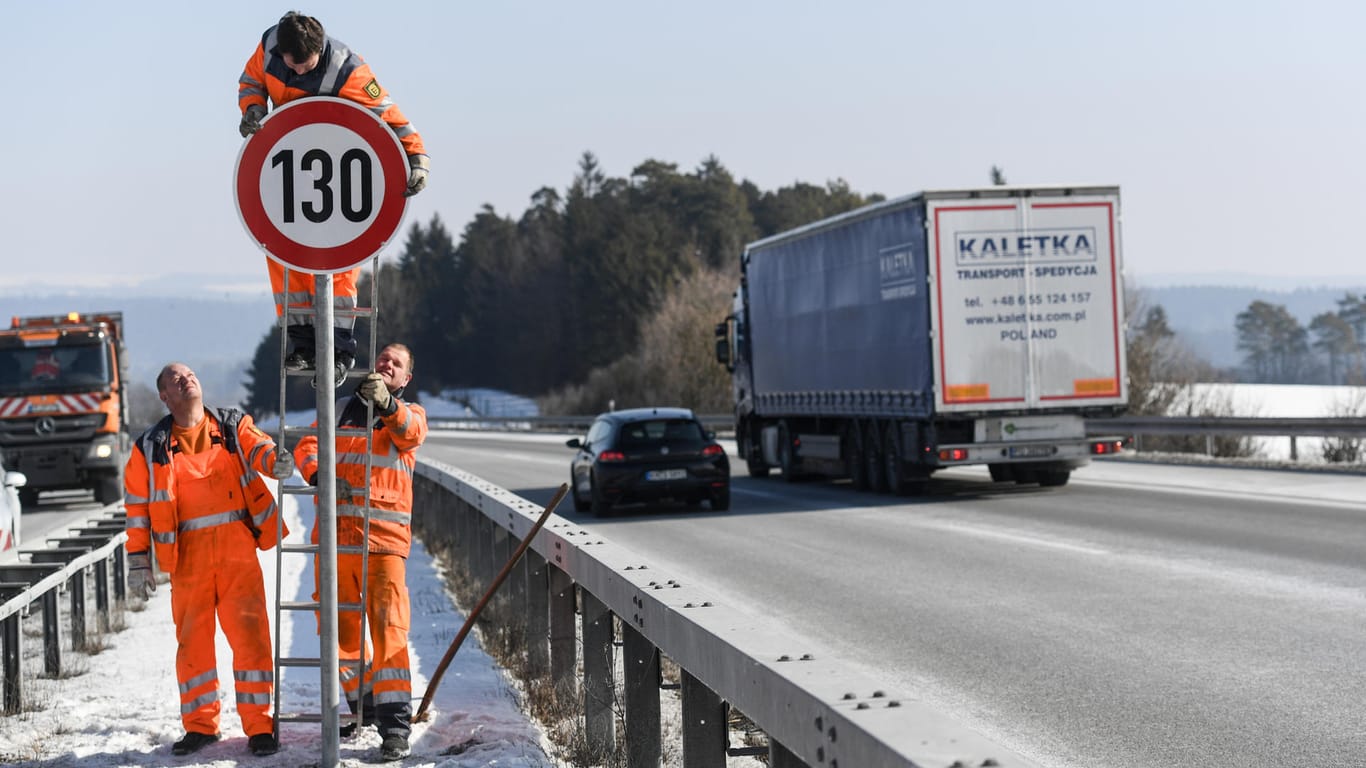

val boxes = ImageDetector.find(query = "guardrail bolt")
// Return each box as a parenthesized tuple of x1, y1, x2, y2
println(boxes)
(871, 690, 885, 698)
(856, 702, 869, 709)
(816, 747, 825, 762)
(815, 716, 823, 731)
(828, 726, 837, 741)
(841, 692, 856, 700)
(800, 653, 814, 660)
(981, 760, 999, 767)
(887, 701, 901, 707)
(777, 654, 792, 662)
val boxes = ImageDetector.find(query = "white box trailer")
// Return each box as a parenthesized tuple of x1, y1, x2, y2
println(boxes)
(716, 185, 1128, 492)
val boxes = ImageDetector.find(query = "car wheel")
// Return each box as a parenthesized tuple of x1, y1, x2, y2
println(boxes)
(710, 486, 730, 512)
(571, 473, 590, 513)
(589, 475, 610, 517)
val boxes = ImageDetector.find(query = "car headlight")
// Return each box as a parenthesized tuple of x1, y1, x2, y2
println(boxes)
(94, 444, 113, 459)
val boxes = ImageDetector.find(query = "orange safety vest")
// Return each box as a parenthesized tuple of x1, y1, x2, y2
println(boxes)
(124, 408, 287, 571)
(295, 395, 427, 557)
(237, 25, 427, 160)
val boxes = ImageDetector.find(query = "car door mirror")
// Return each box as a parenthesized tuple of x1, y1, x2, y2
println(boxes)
(4, 471, 26, 488)
(565, 438, 583, 449)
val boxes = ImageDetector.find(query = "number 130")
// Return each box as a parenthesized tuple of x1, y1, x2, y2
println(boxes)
(271, 148, 374, 224)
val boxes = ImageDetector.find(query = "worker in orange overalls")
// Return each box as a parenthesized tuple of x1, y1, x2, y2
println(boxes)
(123, 362, 293, 758)
(237, 11, 429, 388)
(294, 343, 427, 762)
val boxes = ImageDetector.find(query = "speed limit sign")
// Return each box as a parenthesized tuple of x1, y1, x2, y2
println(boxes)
(235, 97, 409, 274)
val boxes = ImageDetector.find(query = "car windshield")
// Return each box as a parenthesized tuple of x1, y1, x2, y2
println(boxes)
(617, 419, 706, 450)
(0, 342, 112, 395)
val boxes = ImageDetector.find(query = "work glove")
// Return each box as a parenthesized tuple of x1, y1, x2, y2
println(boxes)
(128, 552, 155, 599)
(271, 449, 295, 480)
(358, 372, 392, 411)
(239, 104, 267, 137)
(405, 154, 429, 197)
(309, 474, 354, 502)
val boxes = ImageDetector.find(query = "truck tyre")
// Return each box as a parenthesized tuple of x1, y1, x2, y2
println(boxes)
(589, 475, 611, 517)
(987, 463, 1014, 483)
(741, 429, 771, 478)
(95, 472, 123, 506)
(884, 422, 908, 496)
(778, 422, 800, 482)
(864, 424, 887, 493)
(1037, 469, 1071, 487)
(845, 425, 869, 492)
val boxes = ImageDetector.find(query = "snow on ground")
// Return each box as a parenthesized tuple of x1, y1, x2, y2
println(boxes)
(1163, 383, 1366, 462)
(0, 487, 552, 767)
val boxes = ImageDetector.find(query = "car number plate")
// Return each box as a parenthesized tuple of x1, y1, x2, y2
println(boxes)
(1008, 445, 1054, 459)
(646, 469, 687, 481)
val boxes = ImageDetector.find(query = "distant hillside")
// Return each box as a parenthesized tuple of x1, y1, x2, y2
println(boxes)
(4, 292, 275, 407)
(1134, 283, 1366, 369)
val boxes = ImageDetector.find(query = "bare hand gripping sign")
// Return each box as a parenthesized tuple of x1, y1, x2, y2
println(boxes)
(235, 97, 409, 274)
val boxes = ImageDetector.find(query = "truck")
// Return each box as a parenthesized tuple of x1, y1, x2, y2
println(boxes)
(0, 312, 130, 506)
(715, 185, 1128, 493)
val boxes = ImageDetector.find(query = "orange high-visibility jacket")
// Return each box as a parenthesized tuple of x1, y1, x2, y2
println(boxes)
(124, 408, 288, 572)
(295, 395, 427, 557)
(238, 25, 427, 161)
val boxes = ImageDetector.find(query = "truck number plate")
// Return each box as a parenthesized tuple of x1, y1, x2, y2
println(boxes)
(646, 469, 687, 481)
(1009, 445, 1054, 459)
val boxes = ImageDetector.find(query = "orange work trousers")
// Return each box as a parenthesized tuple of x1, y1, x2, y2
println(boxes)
(169, 447, 274, 737)
(315, 552, 412, 731)
(267, 260, 361, 355)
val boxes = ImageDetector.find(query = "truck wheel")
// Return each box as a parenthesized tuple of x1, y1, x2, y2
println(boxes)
(864, 426, 887, 493)
(845, 425, 868, 492)
(987, 463, 1014, 483)
(741, 431, 770, 478)
(884, 422, 908, 496)
(95, 473, 123, 506)
(1037, 469, 1071, 487)
(778, 422, 800, 482)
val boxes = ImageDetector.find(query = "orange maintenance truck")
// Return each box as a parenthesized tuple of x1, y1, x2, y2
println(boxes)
(0, 313, 130, 506)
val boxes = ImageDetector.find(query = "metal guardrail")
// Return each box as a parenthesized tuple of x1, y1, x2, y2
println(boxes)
(1086, 415, 1366, 438)
(0, 512, 128, 713)
(412, 459, 1042, 768)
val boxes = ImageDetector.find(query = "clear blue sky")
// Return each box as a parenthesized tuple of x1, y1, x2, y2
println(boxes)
(3, 1, 1363, 294)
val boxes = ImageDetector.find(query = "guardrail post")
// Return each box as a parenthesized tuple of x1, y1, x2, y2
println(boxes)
(94, 557, 110, 632)
(681, 669, 725, 768)
(113, 546, 126, 602)
(1290, 436, 1298, 461)
(69, 567, 87, 651)
(42, 590, 61, 677)
(489, 526, 510, 624)
(549, 567, 576, 703)
(580, 589, 614, 759)
(2, 611, 20, 713)
(769, 740, 806, 768)
(622, 621, 660, 768)
(524, 551, 549, 680)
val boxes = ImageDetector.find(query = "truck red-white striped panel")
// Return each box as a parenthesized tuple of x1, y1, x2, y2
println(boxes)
(0, 394, 103, 417)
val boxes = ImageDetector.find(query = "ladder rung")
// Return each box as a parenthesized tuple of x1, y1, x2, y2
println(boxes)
(283, 306, 376, 320)
(279, 656, 322, 667)
(281, 542, 365, 556)
(284, 368, 369, 381)
(282, 425, 370, 438)
(279, 601, 364, 612)
(281, 485, 319, 496)
(276, 712, 361, 725)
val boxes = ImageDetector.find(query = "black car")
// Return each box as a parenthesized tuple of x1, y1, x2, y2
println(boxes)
(566, 407, 729, 516)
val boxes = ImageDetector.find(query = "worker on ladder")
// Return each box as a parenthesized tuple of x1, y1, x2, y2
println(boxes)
(294, 343, 428, 761)
(237, 10, 430, 386)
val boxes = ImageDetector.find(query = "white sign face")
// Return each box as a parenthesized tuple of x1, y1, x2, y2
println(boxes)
(257, 123, 388, 249)
(235, 97, 408, 274)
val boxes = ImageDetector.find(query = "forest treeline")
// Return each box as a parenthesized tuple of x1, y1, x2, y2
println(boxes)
(240, 153, 1366, 421)
(242, 152, 882, 416)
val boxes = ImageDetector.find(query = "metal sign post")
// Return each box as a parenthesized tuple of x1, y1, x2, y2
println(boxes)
(234, 96, 409, 767)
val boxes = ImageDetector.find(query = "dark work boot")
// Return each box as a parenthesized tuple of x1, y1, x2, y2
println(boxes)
(247, 733, 279, 756)
(171, 731, 219, 755)
(379, 734, 410, 761)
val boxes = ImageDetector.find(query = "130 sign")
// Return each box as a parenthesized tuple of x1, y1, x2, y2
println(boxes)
(235, 97, 409, 274)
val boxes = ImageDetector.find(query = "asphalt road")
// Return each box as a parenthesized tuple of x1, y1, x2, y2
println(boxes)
(423, 429, 1366, 768)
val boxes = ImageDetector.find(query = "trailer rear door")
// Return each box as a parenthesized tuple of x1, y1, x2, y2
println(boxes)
(926, 189, 1126, 413)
